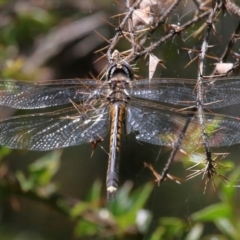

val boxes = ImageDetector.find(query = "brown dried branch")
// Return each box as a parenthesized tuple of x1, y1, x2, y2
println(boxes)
(224, 0, 240, 17)
(154, 0, 182, 26)
(107, 0, 143, 61)
(127, 0, 136, 54)
(196, 1, 222, 186)
(197, 1, 220, 78)
(126, 7, 213, 63)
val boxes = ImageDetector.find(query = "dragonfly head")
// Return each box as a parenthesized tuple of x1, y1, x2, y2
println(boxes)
(106, 61, 134, 81)
(107, 50, 134, 81)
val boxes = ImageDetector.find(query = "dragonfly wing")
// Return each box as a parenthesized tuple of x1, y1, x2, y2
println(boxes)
(126, 100, 194, 148)
(170, 113, 240, 149)
(126, 99, 240, 151)
(0, 105, 110, 150)
(129, 77, 240, 109)
(0, 79, 99, 109)
(203, 77, 240, 108)
(128, 79, 197, 106)
(197, 113, 240, 147)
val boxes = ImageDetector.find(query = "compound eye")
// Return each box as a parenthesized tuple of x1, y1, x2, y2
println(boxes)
(121, 62, 134, 80)
(106, 62, 134, 80)
(106, 63, 118, 80)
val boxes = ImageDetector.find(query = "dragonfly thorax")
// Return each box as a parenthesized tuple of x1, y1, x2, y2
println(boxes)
(105, 59, 133, 103)
(106, 77, 130, 103)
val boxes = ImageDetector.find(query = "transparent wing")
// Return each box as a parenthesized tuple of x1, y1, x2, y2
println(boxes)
(126, 98, 240, 151)
(128, 77, 240, 109)
(2, 77, 240, 110)
(202, 77, 240, 108)
(0, 104, 110, 150)
(128, 79, 197, 106)
(0, 79, 99, 109)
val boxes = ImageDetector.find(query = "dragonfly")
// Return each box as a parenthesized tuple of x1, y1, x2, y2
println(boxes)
(1, 50, 240, 200)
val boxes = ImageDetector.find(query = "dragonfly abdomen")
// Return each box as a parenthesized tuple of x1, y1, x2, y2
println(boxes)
(106, 102, 126, 200)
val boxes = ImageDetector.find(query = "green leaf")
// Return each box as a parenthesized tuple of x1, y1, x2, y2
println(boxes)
(185, 223, 203, 240)
(16, 151, 61, 193)
(16, 171, 34, 191)
(74, 219, 99, 237)
(148, 217, 187, 240)
(109, 182, 153, 214)
(159, 217, 187, 237)
(71, 202, 92, 217)
(149, 227, 165, 240)
(191, 203, 232, 221)
(28, 150, 62, 185)
(105, 182, 153, 234)
(215, 218, 237, 238)
(0, 147, 11, 161)
(220, 165, 240, 203)
(86, 180, 102, 204)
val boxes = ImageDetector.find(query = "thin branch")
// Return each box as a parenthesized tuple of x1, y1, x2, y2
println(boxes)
(107, 0, 143, 61)
(127, 8, 213, 62)
(197, 1, 221, 184)
(224, 0, 240, 17)
(154, 0, 181, 26)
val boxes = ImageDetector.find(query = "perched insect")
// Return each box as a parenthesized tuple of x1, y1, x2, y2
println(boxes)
(0, 50, 240, 200)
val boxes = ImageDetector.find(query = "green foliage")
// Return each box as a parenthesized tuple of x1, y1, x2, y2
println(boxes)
(1, 147, 240, 239)
(16, 151, 61, 194)
(0, 7, 56, 48)
(190, 167, 240, 240)
(72, 182, 153, 238)
(108, 182, 153, 233)
(149, 217, 188, 240)
(67, 166, 240, 239)
(147, 166, 240, 240)
(0, 147, 11, 160)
